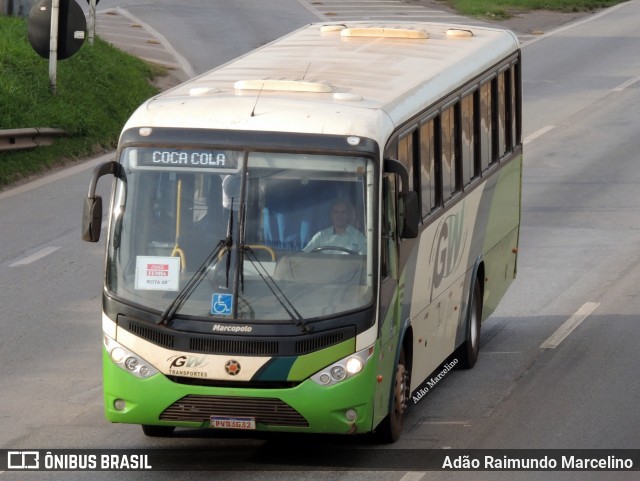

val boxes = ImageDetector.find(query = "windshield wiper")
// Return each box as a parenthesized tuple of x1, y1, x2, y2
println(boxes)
(242, 246, 313, 333)
(158, 238, 229, 325)
(159, 204, 235, 326)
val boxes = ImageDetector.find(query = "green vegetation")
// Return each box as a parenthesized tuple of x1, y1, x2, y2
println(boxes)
(0, 16, 158, 188)
(445, 0, 627, 20)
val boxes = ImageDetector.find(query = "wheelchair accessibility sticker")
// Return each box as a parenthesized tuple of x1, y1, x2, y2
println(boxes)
(211, 293, 233, 315)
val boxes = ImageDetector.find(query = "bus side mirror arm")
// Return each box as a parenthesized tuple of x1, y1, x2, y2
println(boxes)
(384, 158, 420, 239)
(82, 161, 125, 242)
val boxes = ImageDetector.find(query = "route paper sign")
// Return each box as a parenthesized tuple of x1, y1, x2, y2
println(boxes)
(135, 256, 180, 291)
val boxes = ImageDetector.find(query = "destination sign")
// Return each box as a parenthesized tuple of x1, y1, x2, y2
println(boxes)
(134, 148, 239, 170)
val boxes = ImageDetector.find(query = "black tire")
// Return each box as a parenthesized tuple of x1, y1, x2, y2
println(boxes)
(376, 346, 410, 443)
(457, 278, 482, 369)
(142, 425, 175, 437)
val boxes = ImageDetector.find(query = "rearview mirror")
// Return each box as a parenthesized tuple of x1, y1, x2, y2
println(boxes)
(81, 160, 125, 243)
(82, 195, 103, 242)
(384, 158, 420, 239)
(400, 191, 419, 239)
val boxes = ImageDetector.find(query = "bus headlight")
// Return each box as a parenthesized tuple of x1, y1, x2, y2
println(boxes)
(311, 346, 374, 387)
(345, 356, 363, 374)
(110, 347, 126, 363)
(104, 335, 159, 379)
(124, 356, 139, 371)
(331, 365, 346, 381)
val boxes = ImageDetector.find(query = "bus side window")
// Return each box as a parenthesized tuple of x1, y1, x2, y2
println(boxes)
(419, 118, 436, 218)
(381, 175, 398, 280)
(441, 104, 458, 201)
(479, 80, 493, 171)
(461, 93, 476, 186)
(512, 61, 522, 147)
(497, 70, 508, 158)
(397, 130, 418, 193)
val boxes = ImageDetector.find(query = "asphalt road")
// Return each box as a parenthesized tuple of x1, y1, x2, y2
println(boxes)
(1, 0, 639, 479)
(94, 0, 320, 75)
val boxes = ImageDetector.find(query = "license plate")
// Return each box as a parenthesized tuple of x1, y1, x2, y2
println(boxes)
(210, 416, 256, 430)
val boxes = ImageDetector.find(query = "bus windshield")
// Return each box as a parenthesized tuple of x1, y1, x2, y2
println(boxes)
(107, 147, 376, 323)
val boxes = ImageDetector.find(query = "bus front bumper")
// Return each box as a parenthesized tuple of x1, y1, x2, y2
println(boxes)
(103, 348, 378, 435)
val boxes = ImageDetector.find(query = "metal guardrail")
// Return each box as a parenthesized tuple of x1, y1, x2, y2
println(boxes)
(0, 0, 35, 18)
(2, 4, 69, 153)
(0, 128, 67, 152)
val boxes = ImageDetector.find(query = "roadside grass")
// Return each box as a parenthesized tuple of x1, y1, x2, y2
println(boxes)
(0, 16, 159, 188)
(446, 0, 628, 19)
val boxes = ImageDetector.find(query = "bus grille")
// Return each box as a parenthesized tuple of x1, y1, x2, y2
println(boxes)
(127, 322, 174, 348)
(159, 395, 309, 427)
(119, 317, 354, 356)
(190, 337, 278, 356)
(295, 331, 344, 354)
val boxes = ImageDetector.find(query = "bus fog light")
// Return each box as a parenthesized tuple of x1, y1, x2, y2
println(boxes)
(346, 357, 363, 374)
(124, 357, 139, 371)
(319, 373, 331, 385)
(345, 409, 357, 421)
(139, 365, 151, 377)
(331, 365, 346, 381)
(114, 399, 126, 411)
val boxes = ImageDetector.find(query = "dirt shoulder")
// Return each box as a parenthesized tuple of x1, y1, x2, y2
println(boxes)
(407, 0, 597, 36)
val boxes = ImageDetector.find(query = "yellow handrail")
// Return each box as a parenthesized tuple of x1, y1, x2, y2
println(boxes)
(171, 180, 186, 270)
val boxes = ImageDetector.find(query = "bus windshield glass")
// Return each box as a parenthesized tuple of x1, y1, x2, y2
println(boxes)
(107, 147, 375, 322)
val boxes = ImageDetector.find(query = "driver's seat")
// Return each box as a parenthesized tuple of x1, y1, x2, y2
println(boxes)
(262, 180, 335, 251)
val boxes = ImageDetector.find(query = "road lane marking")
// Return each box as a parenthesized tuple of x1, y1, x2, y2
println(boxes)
(524, 125, 555, 145)
(112, 7, 195, 78)
(483, 351, 523, 354)
(522, 0, 631, 47)
(10, 246, 61, 266)
(613, 76, 640, 92)
(399, 472, 427, 481)
(421, 421, 470, 424)
(540, 301, 600, 349)
(0, 153, 109, 202)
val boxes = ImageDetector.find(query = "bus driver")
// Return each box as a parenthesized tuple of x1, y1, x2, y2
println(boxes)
(303, 199, 366, 255)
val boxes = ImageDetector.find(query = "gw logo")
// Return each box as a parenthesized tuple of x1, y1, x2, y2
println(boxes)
(168, 355, 207, 369)
(431, 204, 468, 290)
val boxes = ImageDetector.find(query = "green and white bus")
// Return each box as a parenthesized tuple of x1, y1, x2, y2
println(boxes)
(83, 21, 521, 442)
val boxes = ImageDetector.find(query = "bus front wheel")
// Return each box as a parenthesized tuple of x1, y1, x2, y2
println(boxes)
(457, 278, 482, 369)
(376, 346, 410, 443)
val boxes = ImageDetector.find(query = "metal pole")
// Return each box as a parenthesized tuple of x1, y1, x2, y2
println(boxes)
(88, 0, 96, 46)
(49, 0, 60, 94)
